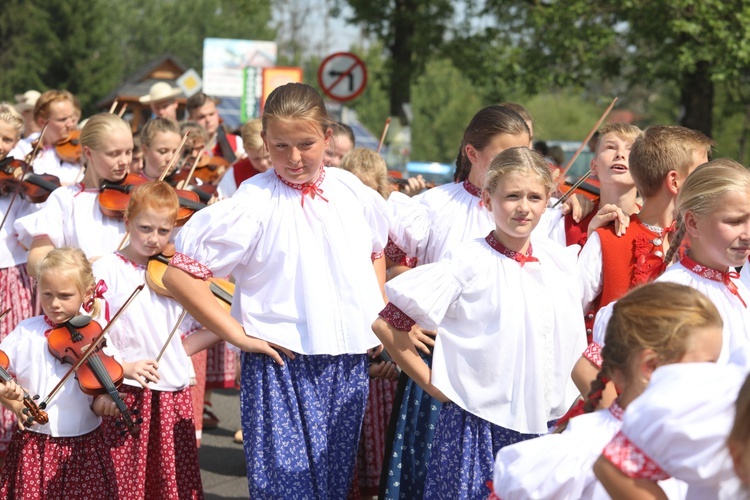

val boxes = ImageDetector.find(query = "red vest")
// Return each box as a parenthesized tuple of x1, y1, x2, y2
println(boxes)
(583, 215, 666, 342)
(232, 157, 261, 186)
(564, 210, 596, 247)
(212, 133, 239, 159)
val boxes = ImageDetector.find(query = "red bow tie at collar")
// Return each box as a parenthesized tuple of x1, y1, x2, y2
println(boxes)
(485, 232, 539, 267)
(681, 255, 747, 308)
(276, 167, 329, 207)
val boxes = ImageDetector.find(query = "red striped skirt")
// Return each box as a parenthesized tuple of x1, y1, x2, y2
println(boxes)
(0, 428, 118, 499)
(100, 385, 203, 499)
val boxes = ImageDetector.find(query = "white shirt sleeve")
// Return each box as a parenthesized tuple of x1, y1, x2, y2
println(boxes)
(578, 231, 604, 311)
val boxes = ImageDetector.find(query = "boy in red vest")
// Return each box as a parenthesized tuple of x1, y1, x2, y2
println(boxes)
(572, 125, 713, 395)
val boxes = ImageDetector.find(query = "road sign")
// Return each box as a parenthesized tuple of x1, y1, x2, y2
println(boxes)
(318, 52, 367, 102)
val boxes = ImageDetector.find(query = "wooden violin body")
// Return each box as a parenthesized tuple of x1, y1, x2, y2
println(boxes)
(0, 157, 61, 203)
(46, 316, 141, 437)
(98, 174, 147, 218)
(0, 349, 48, 426)
(55, 129, 82, 164)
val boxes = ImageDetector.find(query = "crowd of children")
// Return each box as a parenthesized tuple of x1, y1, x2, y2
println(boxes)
(0, 81, 749, 500)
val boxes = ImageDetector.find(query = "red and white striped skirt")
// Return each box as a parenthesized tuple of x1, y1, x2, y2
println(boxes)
(100, 385, 203, 499)
(0, 428, 118, 499)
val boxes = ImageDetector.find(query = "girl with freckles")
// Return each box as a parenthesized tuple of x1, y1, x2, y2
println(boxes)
(162, 83, 389, 498)
(373, 147, 585, 499)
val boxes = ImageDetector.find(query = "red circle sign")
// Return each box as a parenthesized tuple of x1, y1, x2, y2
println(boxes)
(317, 52, 368, 102)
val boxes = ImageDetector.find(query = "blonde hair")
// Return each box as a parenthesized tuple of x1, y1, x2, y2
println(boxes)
(124, 180, 179, 223)
(262, 83, 333, 138)
(33, 90, 75, 122)
(80, 113, 132, 152)
(729, 374, 750, 452)
(584, 282, 722, 412)
(341, 148, 389, 199)
(665, 159, 750, 264)
(594, 123, 643, 154)
(36, 248, 101, 318)
(240, 118, 263, 151)
(483, 147, 554, 195)
(629, 125, 713, 197)
(0, 105, 24, 138)
(141, 118, 181, 148)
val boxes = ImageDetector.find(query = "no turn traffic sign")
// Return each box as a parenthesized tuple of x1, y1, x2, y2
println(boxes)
(318, 52, 368, 102)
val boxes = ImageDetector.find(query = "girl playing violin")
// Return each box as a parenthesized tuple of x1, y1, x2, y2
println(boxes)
(139, 118, 182, 181)
(24, 90, 82, 186)
(14, 113, 133, 269)
(0, 247, 120, 499)
(0, 106, 37, 459)
(92, 181, 211, 499)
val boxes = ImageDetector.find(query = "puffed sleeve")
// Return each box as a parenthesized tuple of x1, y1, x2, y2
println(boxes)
(382, 254, 464, 331)
(173, 190, 263, 279)
(363, 186, 389, 257)
(384, 191, 430, 267)
(578, 231, 604, 311)
(0, 325, 23, 376)
(600, 362, 744, 490)
(13, 186, 72, 248)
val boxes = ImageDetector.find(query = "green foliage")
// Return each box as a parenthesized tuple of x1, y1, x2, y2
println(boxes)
(0, 0, 274, 116)
(524, 92, 602, 142)
(410, 59, 483, 163)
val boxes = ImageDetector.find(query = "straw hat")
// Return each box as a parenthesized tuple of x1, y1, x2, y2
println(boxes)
(139, 82, 181, 104)
(14, 90, 41, 112)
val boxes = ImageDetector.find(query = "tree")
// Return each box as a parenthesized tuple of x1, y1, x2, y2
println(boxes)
(455, 0, 750, 138)
(343, 0, 454, 121)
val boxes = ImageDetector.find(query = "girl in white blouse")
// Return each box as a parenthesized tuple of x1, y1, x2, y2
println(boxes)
(163, 83, 388, 499)
(373, 147, 586, 499)
(14, 113, 133, 269)
(493, 282, 722, 500)
(0, 248, 119, 498)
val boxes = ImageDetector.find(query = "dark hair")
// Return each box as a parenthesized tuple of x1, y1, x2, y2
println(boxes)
(185, 92, 217, 117)
(453, 106, 530, 182)
(333, 122, 355, 146)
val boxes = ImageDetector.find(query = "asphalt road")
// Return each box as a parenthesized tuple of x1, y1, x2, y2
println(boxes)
(199, 388, 249, 499)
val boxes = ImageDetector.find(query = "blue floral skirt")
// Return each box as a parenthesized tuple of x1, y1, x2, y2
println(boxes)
(423, 403, 548, 500)
(240, 351, 369, 499)
(380, 355, 442, 499)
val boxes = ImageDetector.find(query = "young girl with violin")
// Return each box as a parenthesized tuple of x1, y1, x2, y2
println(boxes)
(0, 247, 121, 498)
(25, 90, 82, 186)
(14, 113, 133, 270)
(139, 118, 182, 181)
(92, 180, 208, 499)
(0, 107, 37, 459)
(163, 82, 389, 499)
(373, 147, 585, 499)
(492, 282, 722, 499)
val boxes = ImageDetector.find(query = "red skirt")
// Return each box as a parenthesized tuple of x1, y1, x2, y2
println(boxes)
(0, 264, 36, 457)
(205, 341, 237, 389)
(100, 385, 203, 499)
(355, 377, 398, 496)
(0, 428, 118, 499)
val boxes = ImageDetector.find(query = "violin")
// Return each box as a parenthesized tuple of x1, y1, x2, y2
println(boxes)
(167, 167, 218, 204)
(557, 169, 600, 203)
(55, 129, 82, 164)
(0, 157, 61, 203)
(181, 152, 227, 185)
(146, 244, 235, 309)
(46, 315, 141, 437)
(99, 174, 148, 218)
(0, 349, 49, 426)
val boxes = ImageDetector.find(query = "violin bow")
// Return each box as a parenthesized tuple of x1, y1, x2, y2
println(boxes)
(158, 133, 190, 182)
(40, 284, 145, 409)
(555, 97, 618, 187)
(155, 309, 187, 363)
(552, 170, 593, 208)
(117, 103, 128, 118)
(0, 125, 48, 235)
(376, 117, 391, 154)
(181, 145, 207, 188)
(0, 308, 10, 324)
(109, 99, 119, 114)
